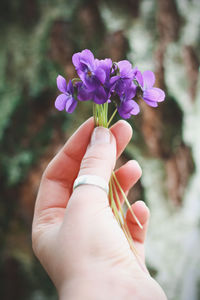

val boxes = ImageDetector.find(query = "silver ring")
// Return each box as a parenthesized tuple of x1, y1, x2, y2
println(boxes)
(73, 175, 109, 194)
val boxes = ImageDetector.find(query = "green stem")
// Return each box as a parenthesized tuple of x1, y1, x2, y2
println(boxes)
(110, 178, 146, 272)
(104, 102, 108, 127)
(112, 172, 143, 229)
(93, 103, 109, 127)
(107, 108, 117, 128)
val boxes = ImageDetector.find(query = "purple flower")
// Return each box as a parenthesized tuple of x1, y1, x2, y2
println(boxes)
(76, 82, 93, 101)
(72, 49, 108, 104)
(55, 75, 77, 113)
(77, 81, 106, 104)
(133, 67, 144, 87)
(111, 60, 135, 96)
(72, 49, 105, 90)
(134, 69, 165, 107)
(118, 84, 140, 119)
(95, 58, 116, 100)
(55, 49, 166, 118)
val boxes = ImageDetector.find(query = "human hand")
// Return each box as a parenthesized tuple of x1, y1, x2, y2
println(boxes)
(32, 118, 167, 300)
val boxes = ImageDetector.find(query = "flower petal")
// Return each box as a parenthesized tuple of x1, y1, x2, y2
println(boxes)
(65, 97, 77, 113)
(118, 100, 140, 119)
(77, 83, 93, 101)
(93, 86, 107, 104)
(143, 99, 158, 107)
(110, 75, 120, 87)
(55, 94, 68, 111)
(133, 67, 143, 87)
(118, 111, 131, 119)
(143, 87, 165, 102)
(118, 60, 134, 78)
(67, 80, 74, 94)
(84, 75, 101, 91)
(130, 100, 140, 115)
(72, 49, 95, 73)
(143, 71, 155, 89)
(126, 84, 137, 100)
(97, 58, 112, 74)
(152, 88, 165, 102)
(94, 67, 106, 84)
(57, 75, 68, 93)
(118, 106, 131, 119)
(72, 53, 80, 69)
(79, 49, 95, 69)
(115, 78, 133, 96)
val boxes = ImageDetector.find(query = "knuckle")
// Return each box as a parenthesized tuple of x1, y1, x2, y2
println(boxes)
(81, 155, 106, 167)
(41, 163, 51, 181)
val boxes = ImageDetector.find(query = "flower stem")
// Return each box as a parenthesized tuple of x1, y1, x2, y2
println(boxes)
(112, 172, 143, 229)
(93, 103, 109, 128)
(111, 176, 146, 272)
(107, 108, 117, 128)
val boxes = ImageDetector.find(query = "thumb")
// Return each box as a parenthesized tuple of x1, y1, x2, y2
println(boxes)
(72, 126, 116, 200)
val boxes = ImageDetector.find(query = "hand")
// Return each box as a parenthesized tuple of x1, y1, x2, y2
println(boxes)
(32, 118, 167, 300)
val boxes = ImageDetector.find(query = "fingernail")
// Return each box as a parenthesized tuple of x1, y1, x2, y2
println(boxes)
(90, 127, 111, 145)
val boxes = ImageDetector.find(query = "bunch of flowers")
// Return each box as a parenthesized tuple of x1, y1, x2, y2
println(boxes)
(54, 49, 165, 259)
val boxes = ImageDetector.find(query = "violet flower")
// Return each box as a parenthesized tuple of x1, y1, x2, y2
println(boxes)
(118, 84, 140, 119)
(55, 49, 166, 120)
(72, 49, 107, 104)
(111, 60, 135, 96)
(134, 69, 165, 107)
(55, 75, 77, 113)
(76, 81, 93, 101)
(96, 58, 117, 100)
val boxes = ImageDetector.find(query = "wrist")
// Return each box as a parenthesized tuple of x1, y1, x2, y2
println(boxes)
(58, 268, 136, 300)
(58, 265, 167, 300)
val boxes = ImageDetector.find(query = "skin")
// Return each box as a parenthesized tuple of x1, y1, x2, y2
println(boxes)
(32, 118, 167, 300)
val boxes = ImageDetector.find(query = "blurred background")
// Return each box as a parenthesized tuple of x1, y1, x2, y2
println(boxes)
(0, 0, 200, 299)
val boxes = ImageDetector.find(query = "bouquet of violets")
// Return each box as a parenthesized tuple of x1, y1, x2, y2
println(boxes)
(54, 49, 165, 259)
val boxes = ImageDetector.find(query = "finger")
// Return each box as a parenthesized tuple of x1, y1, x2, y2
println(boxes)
(34, 117, 95, 217)
(78, 127, 116, 180)
(36, 119, 132, 213)
(114, 160, 142, 207)
(44, 119, 132, 190)
(126, 201, 150, 260)
(43, 117, 94, 191)
(34, 118, 133, 231)
(110, 120, 132, 159)
(70, 126, 116, 208)
(127, 201, 150, 243)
